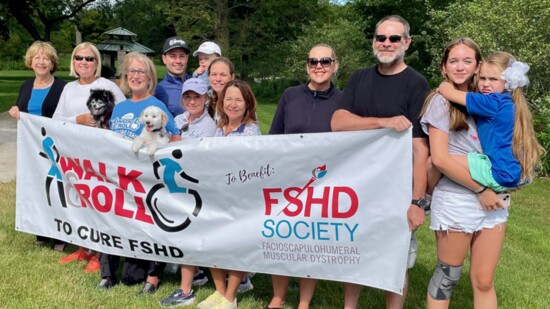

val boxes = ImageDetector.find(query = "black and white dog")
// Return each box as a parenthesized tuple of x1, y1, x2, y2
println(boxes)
(86, 89, 115, 129)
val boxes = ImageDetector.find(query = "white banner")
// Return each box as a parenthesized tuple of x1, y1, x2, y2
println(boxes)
(15, 113, 412, 294)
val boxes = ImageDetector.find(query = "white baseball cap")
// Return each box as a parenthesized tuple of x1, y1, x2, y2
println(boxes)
(193, 42, 222, 57)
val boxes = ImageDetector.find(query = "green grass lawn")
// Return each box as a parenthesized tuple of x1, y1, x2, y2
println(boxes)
(1, 179, 549, 308)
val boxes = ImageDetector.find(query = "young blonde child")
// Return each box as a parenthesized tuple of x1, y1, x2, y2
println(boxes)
(192, 41, 221, 88)
(437, 51, 544, 196)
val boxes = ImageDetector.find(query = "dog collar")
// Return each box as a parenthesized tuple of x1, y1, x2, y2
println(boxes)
(152, 128, 169, 138)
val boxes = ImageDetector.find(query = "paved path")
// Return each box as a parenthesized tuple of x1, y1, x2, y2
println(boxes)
(0, 111, 17, 183)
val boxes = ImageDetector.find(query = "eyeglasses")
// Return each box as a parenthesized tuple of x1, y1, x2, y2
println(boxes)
(126, 69, 147, 76)
(307, 57, 335, 68)
(374, 35, 403, 43)
(32, 56, 52, 63)
(74, 55, 95, 62)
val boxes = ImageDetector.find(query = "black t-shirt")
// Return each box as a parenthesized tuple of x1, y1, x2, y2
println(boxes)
(339, 66, 430, 138)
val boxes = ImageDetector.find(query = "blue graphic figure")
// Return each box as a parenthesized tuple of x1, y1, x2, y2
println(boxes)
(39, 127, 66, 207)
(146, 149, 202, 232)
(153, 149, 197, 193)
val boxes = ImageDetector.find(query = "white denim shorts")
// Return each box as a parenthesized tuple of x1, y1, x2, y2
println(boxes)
(430, 187, 508, 233)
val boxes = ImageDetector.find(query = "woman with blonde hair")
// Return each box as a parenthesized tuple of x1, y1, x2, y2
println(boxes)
(421, 39, 543, 308)
(8, 41, 67, 251)
(53, 42, 125, 125)
(53, 42, 125, 272)
(99, 52, 180, 293)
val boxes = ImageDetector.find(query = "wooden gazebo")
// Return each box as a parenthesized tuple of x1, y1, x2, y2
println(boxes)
(96, 27, 155, 76)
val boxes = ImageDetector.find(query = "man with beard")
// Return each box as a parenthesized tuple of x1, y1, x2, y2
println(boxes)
(156, 36, 192, 117)
(331, 15, 430, 309)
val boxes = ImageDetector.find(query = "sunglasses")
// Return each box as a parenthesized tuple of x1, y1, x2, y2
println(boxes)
(307, 57, 335, 68)
(374, 35, 403, 43)
(74, 55, 95, 62)
(180, 123, 189, 133)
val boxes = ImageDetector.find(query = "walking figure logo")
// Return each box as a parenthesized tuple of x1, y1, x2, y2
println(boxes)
(146, 149, 202, 232)
(40, 127, 66, 208)
(278, 165, 327, 215)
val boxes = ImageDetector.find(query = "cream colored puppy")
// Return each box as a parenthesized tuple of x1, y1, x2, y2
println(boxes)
(132, 106, 170, 155)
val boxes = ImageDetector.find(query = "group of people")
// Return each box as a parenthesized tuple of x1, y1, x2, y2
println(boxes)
(9, 14, 544, 309)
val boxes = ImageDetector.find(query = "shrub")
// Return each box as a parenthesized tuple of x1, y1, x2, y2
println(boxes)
(251, 78, 302, 102)
(533, 95, 550, 177)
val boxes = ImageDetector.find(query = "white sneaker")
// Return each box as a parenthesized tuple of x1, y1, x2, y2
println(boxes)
(193, 269, 209, 286)
(237, 275, 253, 293)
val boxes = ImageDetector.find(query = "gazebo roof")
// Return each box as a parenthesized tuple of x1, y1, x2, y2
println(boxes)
(97, 39, 155, 54)
(103, 27, 137, 37)
(96, 27, 154, 54)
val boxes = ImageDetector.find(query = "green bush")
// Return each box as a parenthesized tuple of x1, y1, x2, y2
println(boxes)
(0, 60, 27, 70)
(251, 78, 302, 101)
(533, 95, 550, 176)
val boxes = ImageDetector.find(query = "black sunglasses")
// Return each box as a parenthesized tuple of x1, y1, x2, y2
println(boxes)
(307, 57, 335, 68)
(180, 123, 189, 133)
(374, 35, 403, 43)
(74, 55, 95, 62)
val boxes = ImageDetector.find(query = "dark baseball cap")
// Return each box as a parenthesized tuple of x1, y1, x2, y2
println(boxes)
(163, 36, 190, 54)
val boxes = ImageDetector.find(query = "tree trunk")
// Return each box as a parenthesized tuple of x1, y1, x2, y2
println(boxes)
(214, 0, 229, 53)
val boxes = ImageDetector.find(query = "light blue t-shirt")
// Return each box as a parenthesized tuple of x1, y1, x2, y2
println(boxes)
(109, 96, 179, 140)
(28, 87, 51, 115)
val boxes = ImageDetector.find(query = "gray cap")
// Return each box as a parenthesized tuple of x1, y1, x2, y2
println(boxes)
(163, 36, 190, 54)
(182, 78, 208, 95)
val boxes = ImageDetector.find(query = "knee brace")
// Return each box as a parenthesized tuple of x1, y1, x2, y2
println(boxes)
(427, 260, 463, 300)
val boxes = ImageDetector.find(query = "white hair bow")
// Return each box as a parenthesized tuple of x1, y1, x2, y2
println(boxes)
(501, 58, 530, 91)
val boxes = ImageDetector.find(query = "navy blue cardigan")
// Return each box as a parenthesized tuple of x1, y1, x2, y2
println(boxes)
(16, 77, 66, 118)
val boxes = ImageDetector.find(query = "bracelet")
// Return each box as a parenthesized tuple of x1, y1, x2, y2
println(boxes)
(474, 186, 487, 194)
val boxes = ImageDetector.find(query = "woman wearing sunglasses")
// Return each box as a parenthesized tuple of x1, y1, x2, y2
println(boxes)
(267, 44, 342, 309)
(53, 42, 125, 126)
(52, 42, 125, 272)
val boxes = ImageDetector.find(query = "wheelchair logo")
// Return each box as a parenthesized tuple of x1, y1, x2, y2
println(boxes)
(146, 149, 202, 232)
(40, 127, 67, 208)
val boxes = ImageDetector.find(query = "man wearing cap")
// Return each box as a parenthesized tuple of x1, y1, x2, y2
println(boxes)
(192, 41, 222, 88)
(156, 36, 192, 117)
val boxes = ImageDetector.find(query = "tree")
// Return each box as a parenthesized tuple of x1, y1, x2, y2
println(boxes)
(3, 0, 98, 41)
(284, 2, 370, 88)
(111, 0, 174, 54)
(425, 0, 549, 100)
(160, 0, 319, 80)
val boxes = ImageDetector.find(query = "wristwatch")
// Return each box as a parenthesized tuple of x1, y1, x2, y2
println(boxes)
(412, 198, 430, 210)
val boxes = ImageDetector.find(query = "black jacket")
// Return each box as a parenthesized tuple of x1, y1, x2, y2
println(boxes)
(269, 82, 342, 134)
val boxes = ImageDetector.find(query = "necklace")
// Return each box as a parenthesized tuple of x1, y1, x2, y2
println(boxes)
(34, 76, 54, 88)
